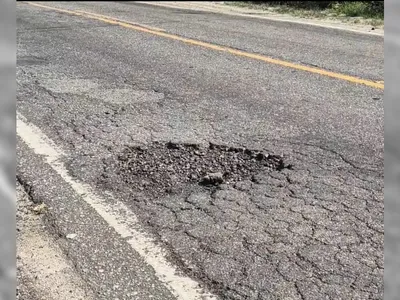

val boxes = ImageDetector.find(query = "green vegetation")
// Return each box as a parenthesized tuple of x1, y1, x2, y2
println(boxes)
(332, 1, 383, 18)
(226, 1, 383, 26)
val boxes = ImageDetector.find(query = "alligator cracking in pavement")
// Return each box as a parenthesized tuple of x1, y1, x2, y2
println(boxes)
(99, 141, 293, 199)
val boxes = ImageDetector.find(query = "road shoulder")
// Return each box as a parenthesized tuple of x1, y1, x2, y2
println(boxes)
(134, 1, 384, 36)
(16, 182, 96, 300)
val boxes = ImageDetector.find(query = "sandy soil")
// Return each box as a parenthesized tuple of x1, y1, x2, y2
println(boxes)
(16, 182, 95, 300)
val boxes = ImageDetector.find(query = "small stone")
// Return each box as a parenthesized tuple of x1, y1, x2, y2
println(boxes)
(66, 234, 77, 240)
(32, 203, 48, 215)
(200, 172, 224, 185)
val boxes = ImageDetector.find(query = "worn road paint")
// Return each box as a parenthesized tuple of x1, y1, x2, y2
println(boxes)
(74, 9, 167, 32)
(24, 2, 384, 90)
(16, 113, 218, 300)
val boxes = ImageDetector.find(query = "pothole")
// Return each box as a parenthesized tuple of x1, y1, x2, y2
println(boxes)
(103, 142, 292, 197)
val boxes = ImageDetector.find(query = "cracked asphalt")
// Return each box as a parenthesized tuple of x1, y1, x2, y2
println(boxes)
(17, 2, 383, 300)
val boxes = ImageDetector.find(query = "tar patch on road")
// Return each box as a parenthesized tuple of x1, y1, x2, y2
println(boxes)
(102, 141, 292, 198)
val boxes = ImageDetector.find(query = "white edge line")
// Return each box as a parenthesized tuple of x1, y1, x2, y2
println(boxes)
(134, 1, 384, 37)
(16, 112, 218, 300)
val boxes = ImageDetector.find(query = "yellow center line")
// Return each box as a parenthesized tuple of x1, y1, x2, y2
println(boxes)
(74, 9, 167, 32)
(24, 2, 384, 90)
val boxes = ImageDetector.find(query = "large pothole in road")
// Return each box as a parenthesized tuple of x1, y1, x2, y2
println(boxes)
(102, 141, 292, 197)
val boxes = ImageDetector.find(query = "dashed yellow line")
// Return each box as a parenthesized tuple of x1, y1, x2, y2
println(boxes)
(24, 2, 384, 90)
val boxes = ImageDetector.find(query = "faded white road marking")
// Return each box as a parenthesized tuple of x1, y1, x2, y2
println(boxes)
(16, 113, 218, 300)
(17, 183, 97, 300)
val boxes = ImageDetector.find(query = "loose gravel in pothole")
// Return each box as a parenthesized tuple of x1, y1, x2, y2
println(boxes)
(104, 142, 291, 197)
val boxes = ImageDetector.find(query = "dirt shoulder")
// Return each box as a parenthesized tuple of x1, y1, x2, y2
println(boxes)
(16, 182, 95, 300)
(135, 1, 384, 36)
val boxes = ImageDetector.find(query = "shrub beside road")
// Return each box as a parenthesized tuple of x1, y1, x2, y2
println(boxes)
(227, 1, 384, 26)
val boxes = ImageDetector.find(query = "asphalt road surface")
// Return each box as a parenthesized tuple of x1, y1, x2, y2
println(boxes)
(17, 2, 384, 300)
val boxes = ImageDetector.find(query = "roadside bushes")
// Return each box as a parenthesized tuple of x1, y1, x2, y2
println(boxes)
(250, 1, 333, 9)
(332, 1, 384, 17)
(247, 1, 384, 17)
(366, 1, 384, 16)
